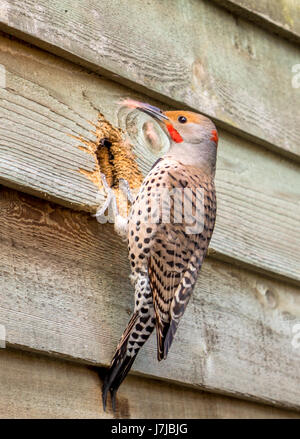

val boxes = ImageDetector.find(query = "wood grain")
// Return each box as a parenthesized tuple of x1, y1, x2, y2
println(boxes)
(0, 0, 299, 159)
(0, 34, 299, 283)
(0, 187, 300, 409)
(212, 0, 300, 43)
(1, 349, 299, 419)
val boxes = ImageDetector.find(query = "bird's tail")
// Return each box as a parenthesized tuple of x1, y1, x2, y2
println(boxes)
(102, 308, 155, 411)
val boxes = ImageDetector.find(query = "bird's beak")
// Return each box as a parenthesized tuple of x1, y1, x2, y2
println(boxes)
(121, 98, 169, 122)
(136, 102, 169, 122)
(120, 98, 183, 143)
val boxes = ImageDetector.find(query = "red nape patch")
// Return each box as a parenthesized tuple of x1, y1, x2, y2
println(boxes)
(210, 130, 218, 144)
(166, 123, 183, 143)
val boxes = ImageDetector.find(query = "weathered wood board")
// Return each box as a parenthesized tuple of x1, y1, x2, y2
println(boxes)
(1, 349, 299, 419)
(212, 0, 300, 43)
(1, 348, 300, 419)
(0, 0, 299, 420)
(0, 187, 300, 410)
(0, 34, 299, 283)
(0, 0, 299, 160)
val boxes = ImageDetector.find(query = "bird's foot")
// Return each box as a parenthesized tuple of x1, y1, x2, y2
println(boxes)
(94, 173, 118, 222)
(119, 178, 135, 204)
(94, 174, 129, 239)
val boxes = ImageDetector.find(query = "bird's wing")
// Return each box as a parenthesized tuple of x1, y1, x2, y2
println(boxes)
(147, 164, 216, 360)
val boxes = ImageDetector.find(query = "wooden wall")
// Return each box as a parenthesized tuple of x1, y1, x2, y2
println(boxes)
(0, 0, 299, 418)
(1, 348, 299, 418)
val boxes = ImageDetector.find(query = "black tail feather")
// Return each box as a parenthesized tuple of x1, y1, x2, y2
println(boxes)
(102, 307, 156, 411)
(102, 311, 141, 411)
(156, 320, 170, 361)
(163, 320, 178, 360)
(102, 353, 137, 411)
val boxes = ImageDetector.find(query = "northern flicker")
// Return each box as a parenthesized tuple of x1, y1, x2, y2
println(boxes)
(100, 99, 218, 410)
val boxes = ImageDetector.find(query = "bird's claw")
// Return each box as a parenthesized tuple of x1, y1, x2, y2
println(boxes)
(100, 173, 110, 191)
(94, 173, 118, 221)
(119, 178, 135, 204)
(93, 175, 131, 239)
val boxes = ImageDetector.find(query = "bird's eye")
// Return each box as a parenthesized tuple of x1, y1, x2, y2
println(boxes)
(178, 115, 187, 124)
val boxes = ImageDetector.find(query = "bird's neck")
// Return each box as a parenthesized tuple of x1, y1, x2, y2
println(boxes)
(164, 141, 216, 177)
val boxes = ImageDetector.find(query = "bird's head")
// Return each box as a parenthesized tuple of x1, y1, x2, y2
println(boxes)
(122, 99, 218, 174)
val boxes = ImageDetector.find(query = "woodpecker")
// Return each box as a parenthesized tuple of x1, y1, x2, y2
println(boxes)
(101, 99, 218, 410)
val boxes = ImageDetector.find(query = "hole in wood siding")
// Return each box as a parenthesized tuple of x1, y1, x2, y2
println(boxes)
(74, 113, 143, 215)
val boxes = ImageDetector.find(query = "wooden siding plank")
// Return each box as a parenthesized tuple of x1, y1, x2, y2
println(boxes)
(1, 349, 299, 419)
(0, 187, 300, 409)
(212, 0, 300, 43)
(0, 1, 299, 160)
(0, 35, 299, 283)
